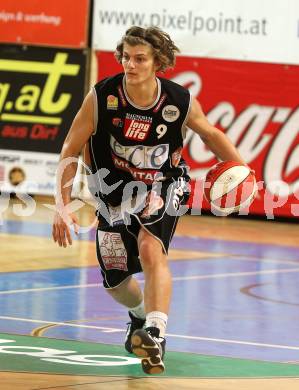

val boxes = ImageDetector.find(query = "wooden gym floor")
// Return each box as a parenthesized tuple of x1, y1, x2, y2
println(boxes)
(0, 196, 299, 389)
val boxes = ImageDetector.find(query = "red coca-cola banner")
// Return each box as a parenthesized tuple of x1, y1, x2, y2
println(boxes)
(95, 51, 299, 218)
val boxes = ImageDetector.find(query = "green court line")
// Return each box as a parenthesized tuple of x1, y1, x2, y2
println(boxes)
(0, 333, 299, 378)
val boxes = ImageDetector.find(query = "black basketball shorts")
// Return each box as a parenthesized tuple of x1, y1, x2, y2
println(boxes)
(95, 178, 190, 289)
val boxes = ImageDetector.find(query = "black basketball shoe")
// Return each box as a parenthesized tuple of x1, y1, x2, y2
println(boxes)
(131, 326, 166, 374)
(124, 311, 146, 353)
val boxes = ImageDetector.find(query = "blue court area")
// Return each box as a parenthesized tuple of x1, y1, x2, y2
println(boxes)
(1, 219, 299, 364)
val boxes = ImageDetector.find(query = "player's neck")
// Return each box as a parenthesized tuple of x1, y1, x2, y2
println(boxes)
(125, 77, 158, 107)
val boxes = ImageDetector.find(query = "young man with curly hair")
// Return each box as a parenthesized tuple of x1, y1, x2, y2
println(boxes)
(52, 26, 246, 375)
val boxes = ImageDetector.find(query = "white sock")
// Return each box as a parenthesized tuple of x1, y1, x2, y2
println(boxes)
(146, 311, 168, 338)
(129, 300, 146, 320)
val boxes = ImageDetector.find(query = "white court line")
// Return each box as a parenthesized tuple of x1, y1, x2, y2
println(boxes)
(0, 283, 102, 295)
(1, 267, 299, 295)
(0, 316, 121, 333)
(166, 333, 299, 351)
(0, 315, 299, 351)
(172, 267, 299, 281)
(229, 255, 299, 266)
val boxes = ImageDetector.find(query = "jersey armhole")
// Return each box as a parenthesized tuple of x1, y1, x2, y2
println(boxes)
(91, 86, 99, 135)
(181, 91, 192, 140)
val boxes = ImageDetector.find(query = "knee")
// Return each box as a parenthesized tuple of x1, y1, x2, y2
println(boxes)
(138, 234, 165, 269)
(139, 238, 153, 263)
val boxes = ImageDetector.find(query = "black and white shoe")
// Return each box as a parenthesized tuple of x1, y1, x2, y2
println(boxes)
(124, 311, 146, 353)
(131, 326, 166, 374)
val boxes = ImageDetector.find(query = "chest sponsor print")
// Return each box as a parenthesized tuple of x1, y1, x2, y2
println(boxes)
(153, 93, 167, 113)
(171, 147, 183, 167)
(117, 85, 127, 107)
(107, 95, 118, 110)
(162, 105, 180, 122)
(112, 117, 123, 128)
(123, 113, 152, 141)
(110, 134, 169, 169)
(111, 153, 161, 184)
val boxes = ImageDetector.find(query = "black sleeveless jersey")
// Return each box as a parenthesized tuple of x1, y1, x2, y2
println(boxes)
(89, 73, 191, 206)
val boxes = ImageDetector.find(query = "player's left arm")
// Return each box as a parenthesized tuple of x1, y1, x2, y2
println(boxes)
(186, 96, 246, 165)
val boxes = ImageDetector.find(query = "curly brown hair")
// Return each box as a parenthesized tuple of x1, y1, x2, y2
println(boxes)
(115, 26, 180, 72)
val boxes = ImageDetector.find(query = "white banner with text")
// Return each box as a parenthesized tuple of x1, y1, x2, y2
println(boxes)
(92, 0, 299, 64)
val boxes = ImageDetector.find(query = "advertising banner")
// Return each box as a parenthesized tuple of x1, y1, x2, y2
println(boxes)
(0, 0, 89, 48)
(0, 44, 87, 195)
(0, 150, 57, 196)
(92, 0, 299, 65)
(0, 149, 83, 197)
(93, 51, 299, 218)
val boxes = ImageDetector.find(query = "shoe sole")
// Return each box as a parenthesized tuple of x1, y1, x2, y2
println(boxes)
(131, 330, 165, 375)
(124, 316, 146, 354)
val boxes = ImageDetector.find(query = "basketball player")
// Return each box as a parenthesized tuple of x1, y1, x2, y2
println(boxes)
(52, 26, 246, 375)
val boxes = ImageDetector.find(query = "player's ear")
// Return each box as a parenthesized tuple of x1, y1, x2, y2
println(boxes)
(154, 59, 161, 72)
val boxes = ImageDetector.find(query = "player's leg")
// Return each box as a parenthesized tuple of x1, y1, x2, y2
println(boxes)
(96, 219, 146, 353)
(130, 228, 169, 374)
(105, 275, 146, 353)
(106, 274, 143, 307)
(138, 228, 171, 322)
(128, 178, 189, 374)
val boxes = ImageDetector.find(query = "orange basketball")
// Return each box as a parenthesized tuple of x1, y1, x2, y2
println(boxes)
(204, 161, 257, 214)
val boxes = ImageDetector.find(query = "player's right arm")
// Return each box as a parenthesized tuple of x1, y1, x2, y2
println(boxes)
(52, 90, 95, 247)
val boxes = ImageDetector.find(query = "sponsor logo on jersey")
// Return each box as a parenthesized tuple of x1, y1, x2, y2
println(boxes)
(141, 190, 164, 218)
(124, 120, 150, 140)
(112, 117, 123, 127)
(117, 85, 127, 107)
(171, 147, 183, 167)
(162, 105, 180, 122)
(124, 113, 152, 141)
(107, 95, 118, 110)
(153, 93, 167, 113)
(110, 134, 168, 169)
(111, 153, 160, 184)
(172, 177, 188, 210)
(126, 113, 152, 122)
(98, 231, 128, 271)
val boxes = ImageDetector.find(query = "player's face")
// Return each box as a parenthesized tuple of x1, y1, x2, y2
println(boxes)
(122, 43, 158, 85)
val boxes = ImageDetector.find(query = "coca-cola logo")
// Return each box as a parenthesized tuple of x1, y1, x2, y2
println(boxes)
(171, 70, 299, 217)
